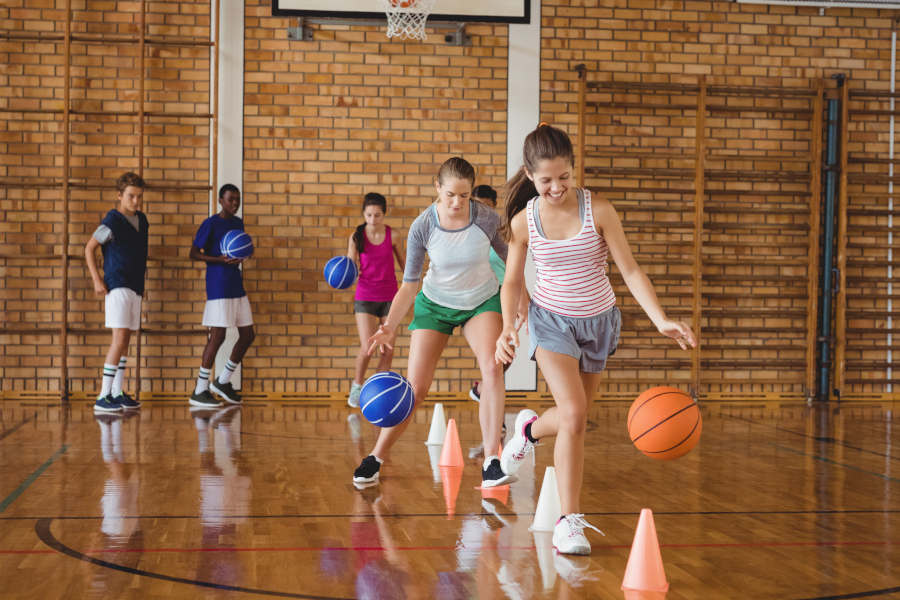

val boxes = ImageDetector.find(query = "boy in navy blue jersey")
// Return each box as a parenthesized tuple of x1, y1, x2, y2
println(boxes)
(189, 184, 256, 407)
(85, 172, 149, 413)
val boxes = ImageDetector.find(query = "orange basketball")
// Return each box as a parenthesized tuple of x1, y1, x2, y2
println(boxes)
(627, 386, 702, 460)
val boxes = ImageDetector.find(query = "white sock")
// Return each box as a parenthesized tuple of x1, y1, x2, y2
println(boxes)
(483, 455, 499, 470)
(112, 357, 127, 397)
(195, 367, 211, 394)
(100, 363, 116, 397)
(217, 359, 238, 385)
(372, 455, 384, 464)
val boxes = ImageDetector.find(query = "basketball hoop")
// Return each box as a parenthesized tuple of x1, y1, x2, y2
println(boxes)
(377, 0, 437, 41)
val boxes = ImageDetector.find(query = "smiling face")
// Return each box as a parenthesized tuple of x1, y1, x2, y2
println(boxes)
(219, 189, 241, 217)
(434, 176, 472, 217)
(363, 204, 385, 228)
(116, 185, 143, 216)
(526, 156, 574, 206)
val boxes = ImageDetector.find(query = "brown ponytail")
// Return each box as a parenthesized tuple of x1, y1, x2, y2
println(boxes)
(502, 123, 575, 239)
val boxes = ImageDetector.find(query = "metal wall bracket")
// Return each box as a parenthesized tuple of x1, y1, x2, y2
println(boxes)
(443, 24, 471, 46)
(287, 17, 469, 45)
(287, 18, 314, 41)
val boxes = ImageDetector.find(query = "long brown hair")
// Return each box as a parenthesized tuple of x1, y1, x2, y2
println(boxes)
(352, 192, 387, 254)
(503, 124, 575, 238)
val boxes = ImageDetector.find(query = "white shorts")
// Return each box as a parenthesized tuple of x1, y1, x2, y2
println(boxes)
(202, 296, 254, 328)
(105, 287, 142, 331)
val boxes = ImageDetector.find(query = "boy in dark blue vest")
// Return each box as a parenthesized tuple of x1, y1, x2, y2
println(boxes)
(188, 183, 256, 407)
(85, 172, 149, 412)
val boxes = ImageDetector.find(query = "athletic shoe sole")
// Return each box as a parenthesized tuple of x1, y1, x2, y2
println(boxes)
(352, 472, 379, 484)
(481, 473, 516, 488)
(189, 397, 223, 408)
(93, 404, 123, 413)
(210, 382, 241, 404)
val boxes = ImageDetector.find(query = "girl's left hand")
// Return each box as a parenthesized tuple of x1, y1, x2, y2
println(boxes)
(657, 320, 697, 350)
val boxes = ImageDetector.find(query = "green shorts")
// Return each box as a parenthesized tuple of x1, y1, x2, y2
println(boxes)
(409, 291, 502, 335)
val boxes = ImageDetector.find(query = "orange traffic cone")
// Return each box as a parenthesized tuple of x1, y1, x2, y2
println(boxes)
(439, 418, 464, 467)
(478, 482, 509, 504)
(621, 508, 669, 592)
(440, 465, 463, 517)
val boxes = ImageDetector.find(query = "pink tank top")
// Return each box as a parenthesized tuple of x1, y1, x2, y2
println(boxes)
(527, 190, 616, 317)
(355, 225, 398, 302)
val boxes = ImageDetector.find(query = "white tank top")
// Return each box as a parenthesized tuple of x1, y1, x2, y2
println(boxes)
(526, 189, 616, 317)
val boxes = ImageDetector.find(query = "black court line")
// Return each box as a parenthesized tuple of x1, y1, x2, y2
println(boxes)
(0, 414, 35, 442)
(724, 413, 900, 462)
(35, 518, 354, 600)
(795, 586, 900, 600)
(5, 508, 900, 521)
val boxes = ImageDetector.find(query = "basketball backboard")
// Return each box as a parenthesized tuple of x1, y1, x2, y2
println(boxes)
(272, 0, 530, 23)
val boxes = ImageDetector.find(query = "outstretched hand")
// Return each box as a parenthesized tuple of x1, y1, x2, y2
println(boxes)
(657, 319, 697, 350)
(368, 323, 397, 356)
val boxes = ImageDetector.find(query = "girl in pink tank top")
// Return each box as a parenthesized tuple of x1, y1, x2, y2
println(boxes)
(494, 124, 698, 556)
(345, 193, 404, 408)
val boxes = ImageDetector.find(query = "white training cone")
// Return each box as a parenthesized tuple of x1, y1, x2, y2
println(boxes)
(426, 444, 442, 483)
(530, 466, 562, 532)
(425, 402, 447, 446)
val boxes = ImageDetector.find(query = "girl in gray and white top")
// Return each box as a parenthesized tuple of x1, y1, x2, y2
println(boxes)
(353, 157, 528, 488)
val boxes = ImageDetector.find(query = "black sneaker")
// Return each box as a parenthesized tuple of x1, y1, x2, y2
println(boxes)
(353, 455, 381, 484)
(469, 381, 481, 402)
(94, 394, 123, 413)
(482, 457, 515, 488)
(210, 380, 241, 404)
(189, 389, 222, 408)
(114, 392, 141, 410)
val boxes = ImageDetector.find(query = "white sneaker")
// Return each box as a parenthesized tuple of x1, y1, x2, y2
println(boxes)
(347, 382, 362, 408)
(500, 408, 538, 476)
(552, 513, 604, 555)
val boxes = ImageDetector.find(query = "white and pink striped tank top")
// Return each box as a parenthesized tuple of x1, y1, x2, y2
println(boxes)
(526, 189, 616, 318)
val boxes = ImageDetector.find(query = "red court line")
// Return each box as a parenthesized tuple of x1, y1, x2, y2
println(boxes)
(1, 540, 894, 555)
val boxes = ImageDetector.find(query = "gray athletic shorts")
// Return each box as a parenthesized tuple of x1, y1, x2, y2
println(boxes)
(528, 303, 621, 373)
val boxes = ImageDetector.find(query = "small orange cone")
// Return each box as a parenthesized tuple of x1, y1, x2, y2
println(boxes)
(621, 508, 669, 593)
(478, 483, 509, 504)
(439, 418, 464, 467)
(440, 465, 463, 517)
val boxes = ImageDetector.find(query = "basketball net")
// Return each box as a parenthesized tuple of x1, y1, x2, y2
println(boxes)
(377, 0, 437, 41)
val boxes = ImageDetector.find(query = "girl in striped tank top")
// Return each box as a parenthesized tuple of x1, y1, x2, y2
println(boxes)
(495, 124, 697, 556)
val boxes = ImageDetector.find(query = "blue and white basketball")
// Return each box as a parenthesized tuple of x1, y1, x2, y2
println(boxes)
(323, 255, 357, 290)
(220, 230, 253, 259)
(360, 371, 414, 428)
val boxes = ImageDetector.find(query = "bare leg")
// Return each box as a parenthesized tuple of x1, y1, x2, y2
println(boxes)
(530, 348, 604, 515)
(104, 328, 132, 366)
(201, 328, 227, 370)
(374, 316, 394, 373)
(462, 311, 505, 457)
(370, 328, 449, 461)
(354, 313, 380, 384)
(229, 325, 255, 363)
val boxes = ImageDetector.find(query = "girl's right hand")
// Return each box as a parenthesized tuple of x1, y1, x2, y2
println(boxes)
(368, 323, 396, 356)
(494, 325, 519, 365)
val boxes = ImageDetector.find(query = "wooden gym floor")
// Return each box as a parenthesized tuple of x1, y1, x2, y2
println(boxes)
(0, 397, 897, 599)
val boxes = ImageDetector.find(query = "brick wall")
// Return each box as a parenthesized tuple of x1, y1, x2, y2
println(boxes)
(2, 0, 898, 398)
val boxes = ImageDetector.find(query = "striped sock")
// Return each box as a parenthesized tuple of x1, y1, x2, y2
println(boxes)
(100, 363, 116, 398)
(217, 359, 238, 385)
(112, 357, 127, 397)
(195, 367, 211, 394)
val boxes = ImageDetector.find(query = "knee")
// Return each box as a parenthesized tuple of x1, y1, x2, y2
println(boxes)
(558, 404, 588, 436)
(241, 327, 256, 345)
(208, 328, 226, 345)
(479, 358, 503, 381)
